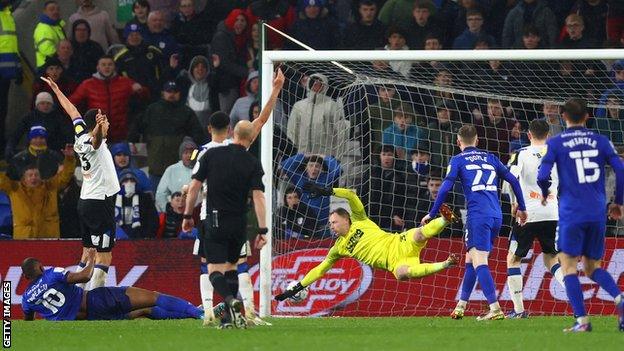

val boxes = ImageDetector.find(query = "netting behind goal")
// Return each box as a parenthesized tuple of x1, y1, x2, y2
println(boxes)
(259, 53, 624, 317)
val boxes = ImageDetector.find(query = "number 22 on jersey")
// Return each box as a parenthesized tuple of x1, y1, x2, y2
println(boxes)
(466, 164, 497, 192)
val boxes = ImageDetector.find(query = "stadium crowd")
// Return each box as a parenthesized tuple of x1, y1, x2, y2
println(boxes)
(2, 0, 624, 240)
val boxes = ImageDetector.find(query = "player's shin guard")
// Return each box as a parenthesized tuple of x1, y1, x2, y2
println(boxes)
(475, 265, 499, 308)
(421, 217, 448, 239)
(507, 267, 524, 313)
(590, 268, 622, 298)
(75, 262, 87, 290)
(563, 274, 587, 319)
(89, 265, 109, 290)
(155, 294, 203, 319)
(237, 263, 255, 315)
(209, 272, 234, 303)
(550, 263, 565, 288)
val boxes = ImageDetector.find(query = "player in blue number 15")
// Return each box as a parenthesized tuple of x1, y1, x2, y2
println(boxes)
(422, 124, 528, 321)
(21, 248, 204, 321)
(537, 98, 624, 333)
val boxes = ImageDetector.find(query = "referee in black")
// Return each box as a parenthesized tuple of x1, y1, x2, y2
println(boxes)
(182, 120, 267, 329)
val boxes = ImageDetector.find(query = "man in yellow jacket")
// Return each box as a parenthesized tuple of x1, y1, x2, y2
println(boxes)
(0, 145, 75, 238)
(33, 0, 66, 69)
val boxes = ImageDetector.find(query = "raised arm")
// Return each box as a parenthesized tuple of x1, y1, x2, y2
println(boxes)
(66, 248, 96, 284)
(250, 68, 285, 144)
(332, 187, 367, 221)
(40, 76, 81, 120)
(90, 111, 106, 150)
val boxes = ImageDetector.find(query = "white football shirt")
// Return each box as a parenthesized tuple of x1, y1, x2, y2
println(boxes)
(74, 123, 120, 200)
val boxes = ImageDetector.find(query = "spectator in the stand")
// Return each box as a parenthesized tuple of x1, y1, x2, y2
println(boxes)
(409, 144, 431, 190)
(211, 9, 249, 114)
(410, 33, 446, 82)
(475, 98, 516, 163)
(34, 0, 66, 69)
(359, 145, 408, 231)
(286, 73, 348, 156)
(53, 40, 78, 80)
(606, 0, 624, 41)
(245, 0, 296, 49)
(570, 0, 608, 45)
(230, 70, 259, 129)
(288, 0, 341, 50)
(69, 55, 148, 142)
(373, 26, 412, 78)
(540, 102, 565, 136)
(68, 0, 119, 51)
(171, 0, 214, 66)
(404, 0, 443, 49)
(115, 169, 158, 239)
(69, 19, 104, 82)
(0, 0, 21, 162)
(382, 107, 422, 160)
(8, 126, 63, 181)
(246, 22, 261, 71)
(518, 24, 544, 49)
(155, 138, 197, 213)
(343, 0, 386, 49)
(281, 153, 341, 237)
(415, 171, 463, 237)
(502, 0, 558, 48)
(157, 191, 196, 238)
(115, 24, 167, 99)
(124, 0, 150, 35)
(452, 9, 496, 49)
(596, 94, 624, 143)
(558, 13, 596, 48)
(110, 142, 152, 193)
(450, 0, 488, 42)
(5, 92, 72, 160)
(32, 57, 78, 107)
(0, 146, 75, 239)
(278, 186, 317, 238)
(595, 60, 624, 118)
(143, 10, 179, 59)
(175, 55, 219, 129)
(426, 99, 461, 167)
(509, 120, 528, 153)
(129, 81, 206, 191)
(422, 69, 470, 123)
(366, 86, 401, 154)
(379, 0, 431, 33)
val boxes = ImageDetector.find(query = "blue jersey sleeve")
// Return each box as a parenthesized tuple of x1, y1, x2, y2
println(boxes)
(537, 139, 556, 199)
(429, 157, 459, 217)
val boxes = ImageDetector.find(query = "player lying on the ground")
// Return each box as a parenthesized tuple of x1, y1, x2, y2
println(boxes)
(275, 183, 459, 301)
(21, 249, 203, 321)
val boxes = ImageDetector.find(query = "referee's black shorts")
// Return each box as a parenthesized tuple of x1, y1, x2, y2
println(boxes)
(509, 220, 558, 258)
(202, 211, 247, 264)
(78, 196, 116, 252)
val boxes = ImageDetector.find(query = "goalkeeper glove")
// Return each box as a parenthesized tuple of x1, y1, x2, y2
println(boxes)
(275, 282, 305, 301)
(302, 182, 332, 198)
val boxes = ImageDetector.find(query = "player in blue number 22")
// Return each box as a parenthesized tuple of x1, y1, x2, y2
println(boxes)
(21, 248, 205, 321)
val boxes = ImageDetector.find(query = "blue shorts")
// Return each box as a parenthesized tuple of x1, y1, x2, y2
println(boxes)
(557, 221, 606, 260)
(86, 287, 132, 320)
(464, 216, 502, 252)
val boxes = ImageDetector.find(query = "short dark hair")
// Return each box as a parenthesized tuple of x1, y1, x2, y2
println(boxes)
(98, 54, 115, 63)
(424, 32, 441, 43)
(171, 191, 182, 199)
(330, 207, 351, 223)
(21, 257, 41, 280)
(458, 124, 478, 143)
(523, 25, 540, 37)
(359, 0, 376, 7)
(133, 0, 150, 11)
(413, 0, 433, 10)
(563, 98, 588, 122)
(386, 26, 406, 40)
(283, 186, 302, 203)
(307, 155, 324, 165)
(529, 119, 549, 140)
(466, 9, 483, 18)
(427, 169, 443, 182)
(84, 109, 99, 131)
(380, 145, 395, 154)
(208, 111, 230, 131)
(43, 1, 57, 9)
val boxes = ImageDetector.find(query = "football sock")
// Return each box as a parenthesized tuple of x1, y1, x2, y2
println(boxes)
(209, 272, 234, 303)
(155, 294, 203, 318)
(90, 265, 109, 290)
(408, 262, 446, 278)
(475, 265, 497, 305)
(459, 263, 476, 302)
(199, 264, 214, 315)
(75, 262, 86, 290)
(238, 263, 255, 314)
(507, 267, 524, 313)
(550, 263, 565, 288)
(421, 217, 447, 239)
(563, 274, 587, 318)
(590, 268, 622, 299)
(225, 270, 239, 298)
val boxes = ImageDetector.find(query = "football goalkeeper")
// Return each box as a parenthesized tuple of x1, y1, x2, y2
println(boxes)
(275, 183, 459, 301)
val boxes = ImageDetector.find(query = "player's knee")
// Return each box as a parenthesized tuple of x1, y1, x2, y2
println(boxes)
(582, 258, 600, 277)
(506, 254, 521, 267)
(396, 266, 410, 281)
(412, 230, 426, 243)
(95, 252, 112, 265)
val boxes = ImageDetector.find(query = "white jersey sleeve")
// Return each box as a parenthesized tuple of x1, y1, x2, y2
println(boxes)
(74, 133, 95, 155)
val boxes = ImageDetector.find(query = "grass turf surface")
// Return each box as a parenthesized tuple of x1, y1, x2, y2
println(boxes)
(11, 316, 624, 351)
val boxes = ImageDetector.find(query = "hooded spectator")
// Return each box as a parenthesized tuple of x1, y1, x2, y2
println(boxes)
(155, 138, 197, 212)
(68, 0, 119, 51)
(8, 126, 64, 181)
(289, 0, 340, 49)
(230, 70, 259, 129)
(114, 169, 158, 239)
(245, 0, 296, 49)
(69, 19, 104, 82)
(176, 55, 219, 129)
(110, 142, 152, 193)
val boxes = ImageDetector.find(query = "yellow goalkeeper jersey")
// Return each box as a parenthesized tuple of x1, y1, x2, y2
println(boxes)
(300, 188, 414, 287)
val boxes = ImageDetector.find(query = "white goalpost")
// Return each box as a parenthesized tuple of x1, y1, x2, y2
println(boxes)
(258, 46, 624, 318)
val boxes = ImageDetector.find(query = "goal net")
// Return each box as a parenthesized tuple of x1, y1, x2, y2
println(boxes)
(255, 48, 624, 318)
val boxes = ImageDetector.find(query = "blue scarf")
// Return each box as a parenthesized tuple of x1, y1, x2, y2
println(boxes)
(39, 14, 61, 26)
(115, 194, 141, 229)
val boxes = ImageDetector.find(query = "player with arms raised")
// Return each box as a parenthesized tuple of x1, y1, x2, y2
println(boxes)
(275, 184, 459, 302)
(423, 125, 528, 321)
(537, 98, 624, 332)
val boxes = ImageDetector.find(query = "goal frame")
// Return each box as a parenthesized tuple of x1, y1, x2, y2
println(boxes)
(258, 48, 624, 317)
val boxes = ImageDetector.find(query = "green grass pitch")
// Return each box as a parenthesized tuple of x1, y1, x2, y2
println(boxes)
(11, 316, 624, 351)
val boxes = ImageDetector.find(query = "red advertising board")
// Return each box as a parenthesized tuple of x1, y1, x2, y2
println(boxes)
(1, 238, 623, 319)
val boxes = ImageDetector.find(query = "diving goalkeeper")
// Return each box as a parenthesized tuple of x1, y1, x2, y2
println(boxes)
(275, 183, 459, 301)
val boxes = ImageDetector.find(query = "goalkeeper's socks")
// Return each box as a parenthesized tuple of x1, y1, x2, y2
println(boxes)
(408, 262, 446, 278)
(155, 294, 203, 318)
(590, 268, 622, 298)
(421, 217, 447, 239)
(459, 263, 476, 302)
(507, 267, 524, 313)
(225, 270, 239, 297)
(209, 271, 234, 303)
(475, 265, 497, 304)
(550, 263, 565, 288)
(75, 262, 86, 290)
(563, 274, 587, 318)
(199, 264, 214, 312)
(90, 265, 109, 289)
